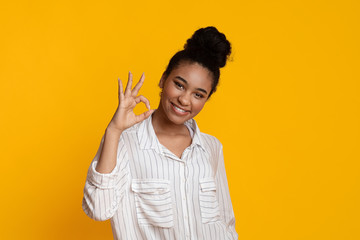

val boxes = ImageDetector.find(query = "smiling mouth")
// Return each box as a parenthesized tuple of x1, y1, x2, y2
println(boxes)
(171, 102, 190, 114)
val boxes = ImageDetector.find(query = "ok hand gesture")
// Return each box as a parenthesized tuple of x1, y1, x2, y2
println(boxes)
(108, 72, 154, 132)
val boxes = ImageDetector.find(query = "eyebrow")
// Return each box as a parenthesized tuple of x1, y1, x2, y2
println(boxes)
(175, 76, 208, 95)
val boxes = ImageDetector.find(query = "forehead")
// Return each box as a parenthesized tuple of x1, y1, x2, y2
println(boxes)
(169, 62, 213, 90)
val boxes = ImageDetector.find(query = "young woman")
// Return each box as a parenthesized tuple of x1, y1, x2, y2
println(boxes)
(83, 26, 238, 240)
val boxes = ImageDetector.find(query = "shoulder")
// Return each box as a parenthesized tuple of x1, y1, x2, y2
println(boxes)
(200, 132, 223, 155)
(191, 118, 223, 151)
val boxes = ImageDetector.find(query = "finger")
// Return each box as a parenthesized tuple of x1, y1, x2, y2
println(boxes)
(131, 72, 145, 96)
(135, 95, 151, 110)
(118, 78, 124, 101)
(135, 109, 155, 124)
(125, 71, 133, 95)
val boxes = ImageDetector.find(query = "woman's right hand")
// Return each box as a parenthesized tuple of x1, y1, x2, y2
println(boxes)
(107, 71, 154, 133)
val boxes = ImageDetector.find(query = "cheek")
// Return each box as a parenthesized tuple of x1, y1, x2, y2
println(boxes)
(193, 101, 206, 112)
(163, 85, 178, 98)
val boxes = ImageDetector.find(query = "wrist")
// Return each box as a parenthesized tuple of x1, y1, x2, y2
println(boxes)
(106, 122, 124, 135)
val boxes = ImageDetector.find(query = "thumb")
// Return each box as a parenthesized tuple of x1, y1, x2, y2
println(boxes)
(135, 109, 154, 124)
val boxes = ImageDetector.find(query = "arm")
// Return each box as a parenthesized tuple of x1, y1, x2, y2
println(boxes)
(216, 145, 238, 239)
(95, 125, 123, 173)
(82, 72, 153, 221)
(82, 131, 129, 221)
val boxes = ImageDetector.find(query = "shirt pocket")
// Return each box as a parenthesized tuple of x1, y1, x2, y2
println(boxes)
(199, 177, 221, 224)
(131, 179, 174, 228)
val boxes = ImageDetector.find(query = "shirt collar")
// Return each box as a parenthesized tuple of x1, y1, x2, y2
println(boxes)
(137, 112, 162, 154)
(183, 118, 206, 152)
(137, 112, 207, 154)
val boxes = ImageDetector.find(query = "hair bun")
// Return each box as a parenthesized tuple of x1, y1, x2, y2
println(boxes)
(184, 26, 231, 68)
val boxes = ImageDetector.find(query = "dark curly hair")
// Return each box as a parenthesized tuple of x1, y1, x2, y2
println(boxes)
(163, 26, 231, 98)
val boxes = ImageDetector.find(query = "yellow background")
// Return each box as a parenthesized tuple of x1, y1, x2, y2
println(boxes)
(1, 0, 359, 239)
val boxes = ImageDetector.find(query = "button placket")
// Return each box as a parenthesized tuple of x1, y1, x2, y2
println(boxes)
(179, 161, 191, 239)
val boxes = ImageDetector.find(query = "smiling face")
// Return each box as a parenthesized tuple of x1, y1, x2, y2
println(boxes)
(158, 61, 213, 125)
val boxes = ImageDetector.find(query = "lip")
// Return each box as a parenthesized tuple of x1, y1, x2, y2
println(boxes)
(170, 102, 190, 116)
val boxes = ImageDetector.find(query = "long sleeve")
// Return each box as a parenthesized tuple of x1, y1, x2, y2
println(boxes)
(215, 145, 238, 239)
(82, 134, 129, 221)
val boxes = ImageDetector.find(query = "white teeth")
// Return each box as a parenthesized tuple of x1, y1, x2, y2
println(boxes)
(173, 104, 186, 113)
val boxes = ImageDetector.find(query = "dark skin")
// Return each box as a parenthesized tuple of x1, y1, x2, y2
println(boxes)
(152, 62, 213, 158)
(95, 62, 212, 172)
(152, 112, 192, 158)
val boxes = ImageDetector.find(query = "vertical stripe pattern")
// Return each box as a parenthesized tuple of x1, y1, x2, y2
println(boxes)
(82, 114, 238, 240)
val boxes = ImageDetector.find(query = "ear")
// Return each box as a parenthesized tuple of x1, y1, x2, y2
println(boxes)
(159, 73, 166, 88)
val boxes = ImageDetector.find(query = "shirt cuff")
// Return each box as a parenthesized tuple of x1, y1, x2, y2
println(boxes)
(88, 161, 119, 189)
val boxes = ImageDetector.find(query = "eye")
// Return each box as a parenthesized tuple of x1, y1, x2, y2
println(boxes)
(194, 92, 204, 99)
(174, 81, 184, 89)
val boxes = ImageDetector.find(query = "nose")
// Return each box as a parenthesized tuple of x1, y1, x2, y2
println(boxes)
(178, 92, 190, 106)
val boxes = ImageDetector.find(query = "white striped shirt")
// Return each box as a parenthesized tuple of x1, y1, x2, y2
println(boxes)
(82, 114, 238, 240)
